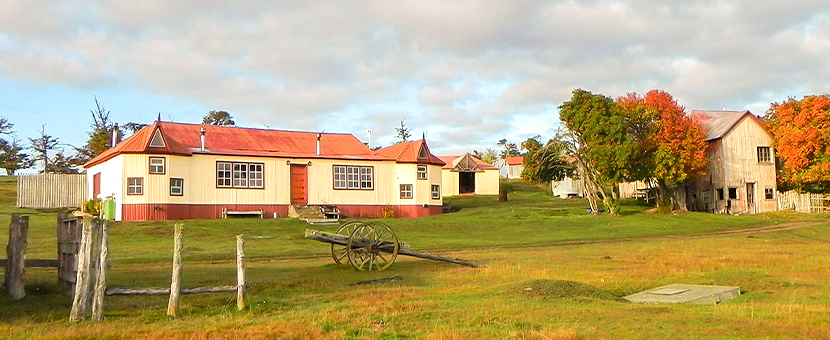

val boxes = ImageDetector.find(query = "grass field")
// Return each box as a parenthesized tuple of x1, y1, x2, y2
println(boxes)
(2, 176, 830, 339)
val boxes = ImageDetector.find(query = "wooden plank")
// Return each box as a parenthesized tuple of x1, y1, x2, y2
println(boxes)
(236, 235, 245, 311)
(167, 223, 184, 317)
(6, 215, 29, 300)
(106, 286, 237, 296)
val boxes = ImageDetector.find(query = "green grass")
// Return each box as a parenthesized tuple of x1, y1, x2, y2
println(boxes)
(2, 177, 830, 339)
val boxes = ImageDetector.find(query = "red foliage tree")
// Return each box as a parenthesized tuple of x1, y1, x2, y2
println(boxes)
(617, 90, 708, 210)
(765, 95, 830, 190)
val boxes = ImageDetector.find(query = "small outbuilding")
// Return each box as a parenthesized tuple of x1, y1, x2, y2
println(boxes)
(438, 154, 500, 196)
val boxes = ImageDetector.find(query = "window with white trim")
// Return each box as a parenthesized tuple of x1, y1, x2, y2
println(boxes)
(249, 164, 264, 188)
(417, 165, 428, 180)
(764, 188, 774, 200)
(149, 157, 165, 174)
(217, 162, 232, 187)
(431, 184, 440, 199)
(333, 165, 374, 190)
(400, 184, 413, 199)
(127, 177, 143, 195)
(217, 161, 264, 188)
(170, 178, 184, 196)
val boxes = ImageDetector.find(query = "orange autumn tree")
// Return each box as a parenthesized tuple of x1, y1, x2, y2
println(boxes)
(617, 90, 708, 211)
(764, 95, 830, 191)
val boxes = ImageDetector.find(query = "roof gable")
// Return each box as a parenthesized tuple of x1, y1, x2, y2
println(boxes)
(375, 140, 445, 166)
(689, 110, 753, 141)
(438, 154, 498, 171)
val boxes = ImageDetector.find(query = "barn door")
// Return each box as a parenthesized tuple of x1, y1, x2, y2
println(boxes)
(290, 164, 308, 205)
(746, 183, 756, 214)
(459, 172, 476, 194)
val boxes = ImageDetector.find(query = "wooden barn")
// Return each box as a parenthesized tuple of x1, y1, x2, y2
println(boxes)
(437, 154, 500, 196)
(688, 110, 777, 214)
(83, 121, 445, 221)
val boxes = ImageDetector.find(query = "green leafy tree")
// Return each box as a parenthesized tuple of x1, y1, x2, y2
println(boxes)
(0, 138, 34, 175)
(520, 136, 574, 184)
(559, 89, 640, 214)
(472, 147, 498, 165)
(496, 139, 521, 159)
(394, 119, 412, 144)
(28, 125, 61, 173)
(202, 110, 236, 126)
(74, 98, 124, 163)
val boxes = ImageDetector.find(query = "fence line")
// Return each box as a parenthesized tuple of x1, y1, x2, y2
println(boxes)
(17, 174, 87, 209)
(777, 190, 830, 213)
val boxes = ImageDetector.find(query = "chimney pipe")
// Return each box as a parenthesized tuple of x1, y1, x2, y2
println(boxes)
(200, 127, 206, 152)
(111, 123, 119, 147)
(316, 133, 321, 156)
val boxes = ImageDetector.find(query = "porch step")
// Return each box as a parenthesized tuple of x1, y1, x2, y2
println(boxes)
(290, 205, 339, 224)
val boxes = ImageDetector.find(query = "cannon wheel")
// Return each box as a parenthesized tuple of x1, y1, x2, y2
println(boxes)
(330, 221, 363, 265)
(346, 222, 399, 271)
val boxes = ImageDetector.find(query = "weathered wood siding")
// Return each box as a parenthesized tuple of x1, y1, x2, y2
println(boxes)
(693, 116, 777, 214)
(17, 174, 88, 209)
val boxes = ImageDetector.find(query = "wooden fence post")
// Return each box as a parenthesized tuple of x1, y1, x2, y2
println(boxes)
(237, 234, 245, 311)
(92, 220, 108, 321)
(70, 217, 93, 322)
(5, 214, 29, 300)
(167, 223, 184, 317)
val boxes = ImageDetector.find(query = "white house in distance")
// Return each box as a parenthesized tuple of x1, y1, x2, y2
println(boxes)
(505, 156, 524, 179)
(83, 121, 446, 221)
(438, 154, 500, 196)
(688, 110, 777, 214)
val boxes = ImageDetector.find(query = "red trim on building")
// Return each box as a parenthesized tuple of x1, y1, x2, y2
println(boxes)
(120, 203, 442, 220)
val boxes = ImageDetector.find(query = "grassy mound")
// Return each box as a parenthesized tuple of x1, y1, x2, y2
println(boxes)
(519, 279, 623, 301)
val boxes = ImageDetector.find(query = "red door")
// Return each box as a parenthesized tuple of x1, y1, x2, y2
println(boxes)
(290, 164, 308, 205)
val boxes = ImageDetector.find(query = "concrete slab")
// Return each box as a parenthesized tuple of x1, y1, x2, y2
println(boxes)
(623, 283, 741, 305)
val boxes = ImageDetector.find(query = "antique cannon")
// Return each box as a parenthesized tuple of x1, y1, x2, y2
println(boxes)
(304, 221, 482, 271)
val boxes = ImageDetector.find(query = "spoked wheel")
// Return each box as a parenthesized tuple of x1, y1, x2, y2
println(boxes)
(346, 222, 399, 271)
(331, 221, 362, 265)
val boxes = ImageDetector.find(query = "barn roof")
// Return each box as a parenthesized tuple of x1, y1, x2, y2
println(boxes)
(505, 156, 524, 166)
(689, 110, 768, 141)
(438, 154, 498, 171)
(84, 121, 386, 168)
(374, 139, 445, 166)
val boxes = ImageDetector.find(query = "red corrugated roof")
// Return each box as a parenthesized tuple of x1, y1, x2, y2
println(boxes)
(438, 155, 498, 170)
(505, 156, 524, 165)
(375, 140, 445, 166)
(84, 121, 385, 168)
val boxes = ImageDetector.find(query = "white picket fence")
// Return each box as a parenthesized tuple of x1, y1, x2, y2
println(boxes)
(777, 190, 830, 213)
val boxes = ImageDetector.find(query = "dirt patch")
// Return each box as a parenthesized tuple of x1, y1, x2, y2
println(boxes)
(519, 279, 622, 301)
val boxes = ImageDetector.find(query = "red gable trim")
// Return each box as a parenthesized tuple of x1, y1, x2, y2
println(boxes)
(375, 140, 445, 166)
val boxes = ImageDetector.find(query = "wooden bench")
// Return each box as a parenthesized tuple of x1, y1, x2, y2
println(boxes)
(317, 205, 340, 219)
(221, 208, 263, 219)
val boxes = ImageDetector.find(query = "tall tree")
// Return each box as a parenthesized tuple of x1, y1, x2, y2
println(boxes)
(395, 119, 411, 144)
(74, 98, 124, 163)
(496, 139, 521, 159)
(0, 117, 14, 135)
(765, 95, 830, 191)
(617, 90, 708, 210)
(0, 138, 34, 175)
(28, 125, 61, 173)
(472, 147, 498, 165)
(520, 136, 574, 184)
(559, 89, 640, 214)
(202, 110, 236, 126)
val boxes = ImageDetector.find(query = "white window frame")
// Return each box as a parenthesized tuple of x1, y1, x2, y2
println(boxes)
(249, 163, 264, 188)
(431, 184, 440, 200)
(333, 166, 347, 189)
(400, 184, 413, 199)
(417, 165, 428, 180)
(217, 162, 232, 187)
(757, 146, 772, 163)
(149, 157, 165, 174)
(347, 166, 360, 189)
(170, 178, 184, 196)
(333, 165, 374, 190)
(360, 167, 373, 189)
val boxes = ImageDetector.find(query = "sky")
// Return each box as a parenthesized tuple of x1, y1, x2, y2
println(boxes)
(1, 0, 828, 160)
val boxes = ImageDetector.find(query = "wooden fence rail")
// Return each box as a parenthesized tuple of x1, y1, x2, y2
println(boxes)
(777, 191, 830, 213)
